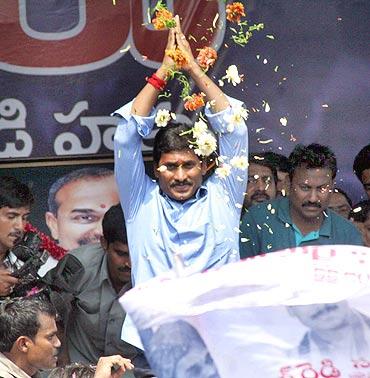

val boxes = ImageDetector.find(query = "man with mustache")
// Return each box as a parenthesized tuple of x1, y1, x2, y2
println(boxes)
(45, 204, 152, 376)
(113, 17, 248, 285)
(240, 143, 363, 258)
(45, 167, 120, 251)
(0, 176, 33, 297)
(288, 301, 370, 361)
(243, 153, 277, 214)
(0, 294, 61, 378)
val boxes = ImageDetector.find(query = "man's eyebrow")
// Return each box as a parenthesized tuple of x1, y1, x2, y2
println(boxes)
(6, 210, 29, 216)
(70, 208, 98, 214)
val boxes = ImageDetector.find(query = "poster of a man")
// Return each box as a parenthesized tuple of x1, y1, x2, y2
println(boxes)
(288, 301, 370, 361)
(140, 320, 220, 378)
(45, 167, 120, 250)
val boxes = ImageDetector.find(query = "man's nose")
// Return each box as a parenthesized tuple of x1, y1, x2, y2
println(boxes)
(256, 178, 267, 191)
(92, 223, 103, 237)
(13, 217, 24, 230)
(308, 189, 319, 203)
(55, 336, 62, 348)
(174, 166, 186, 181)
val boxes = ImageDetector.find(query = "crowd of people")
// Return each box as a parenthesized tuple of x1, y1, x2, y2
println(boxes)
(0, 15, 369, 378)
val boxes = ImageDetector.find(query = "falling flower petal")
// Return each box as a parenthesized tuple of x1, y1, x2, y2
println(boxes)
(263, 101, 270, 112)
(279, 117, 288, 126)
(258, 139, 273, 144)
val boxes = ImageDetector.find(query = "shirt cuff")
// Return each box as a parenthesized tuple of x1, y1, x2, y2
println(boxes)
(112, 99, 156, 137)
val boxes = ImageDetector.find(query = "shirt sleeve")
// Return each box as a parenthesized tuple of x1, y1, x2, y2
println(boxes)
(113, 100, 156, 221)
(206, 96, 248, 211)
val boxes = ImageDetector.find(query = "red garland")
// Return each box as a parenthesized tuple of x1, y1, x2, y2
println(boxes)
(24, 223, 67, 260)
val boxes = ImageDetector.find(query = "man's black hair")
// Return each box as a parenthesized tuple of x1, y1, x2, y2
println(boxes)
(350, 200, 370, 223)
(288, 143, 337, 181)
(0, 176, 34, 210)
(353, 144, 370, 182)
(0, 294, 56, 352)
(153, 124, 195, 165)
(249, 152, 278, 184)
(264, 152, 291, 173)
(47, 167, 114, 215)
(102, 204, 128, 245)
(333, 187, 352, 208)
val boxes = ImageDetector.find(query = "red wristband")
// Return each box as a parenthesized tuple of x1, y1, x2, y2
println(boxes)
(146, 73, 166, 91)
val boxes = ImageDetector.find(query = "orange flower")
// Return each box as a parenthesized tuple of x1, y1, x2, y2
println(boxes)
(152, 8, 175, 30)
(165, 48, 189, 68)
(196, 47, 218, 71)
(226, 2, 246, 23)
(184, 93, 205, 111)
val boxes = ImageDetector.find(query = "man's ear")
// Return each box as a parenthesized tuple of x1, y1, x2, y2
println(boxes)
(203, 159, 213, 176)
(45, 212, 59, 240)
(14, 336, 32, 353)
(100, 236, 108, 251)
(153, 163, 160, 179)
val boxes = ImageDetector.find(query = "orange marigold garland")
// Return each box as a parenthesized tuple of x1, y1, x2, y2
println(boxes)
(196, 47, 218, 71)
(184, 93, 206, 112)
(226, 2, 246, 23)
(25, 223, 67, 260)
(165, 48, 189, 69)
(152, 1, 176, 30)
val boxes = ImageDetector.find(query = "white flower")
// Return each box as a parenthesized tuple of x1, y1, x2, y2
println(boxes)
(194, 132, 217, 157)
(223, 65, 242, 86)
(192, 119, 208, 139)
(230, 155, 248, 170)
(225, 105, 249, 132)
(215, 163, 232, 179)
(155, 109, 174, 127)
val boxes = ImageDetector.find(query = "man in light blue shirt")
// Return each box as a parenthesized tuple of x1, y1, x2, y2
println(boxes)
(113, 18, 248, 287)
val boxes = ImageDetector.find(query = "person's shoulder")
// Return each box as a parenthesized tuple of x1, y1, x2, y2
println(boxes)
(245, 197, 284, 218)
(328, 209, 361, 232)
(68, 243, 105, 266)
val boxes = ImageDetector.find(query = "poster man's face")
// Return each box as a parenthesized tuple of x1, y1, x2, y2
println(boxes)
(45, 176, 120, 250)
(289, 301, 351, 333)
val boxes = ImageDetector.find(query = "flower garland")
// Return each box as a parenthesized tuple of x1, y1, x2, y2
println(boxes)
(25, 223, 67, 260)
(151, 0, 176, 30)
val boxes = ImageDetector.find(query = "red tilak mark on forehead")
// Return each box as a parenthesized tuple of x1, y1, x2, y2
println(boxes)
(100, 204, 106, 209)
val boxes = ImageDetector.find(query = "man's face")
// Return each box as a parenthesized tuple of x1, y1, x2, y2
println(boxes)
(25, 313, 60, 373)
(45, 176, 119, 250)
(0, 206, 30, 254)
(289, 166, 333, 223)
(289, 302, 351, 333)
(103, 239, 131, 287)
(328, 191, 351, 219)
(277, 170, 290, 197)
(244, 163, 277, 208)
(175, 339, 219, 378)
(154, 150, 206, 202)
(361, 168, 370, 198)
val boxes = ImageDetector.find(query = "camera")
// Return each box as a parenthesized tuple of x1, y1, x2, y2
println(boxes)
(10, 231, 49, 297)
